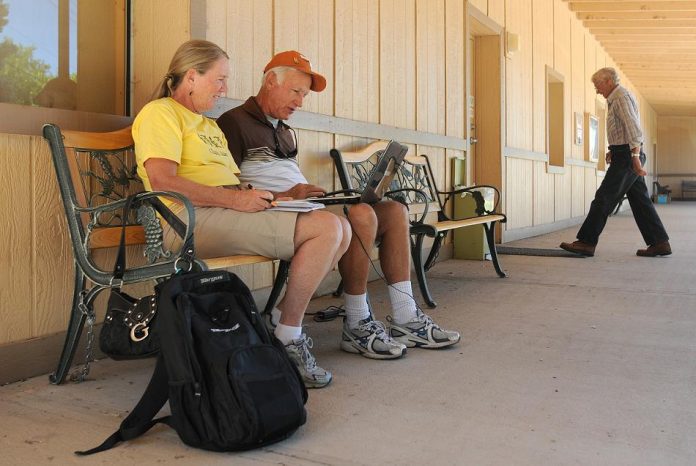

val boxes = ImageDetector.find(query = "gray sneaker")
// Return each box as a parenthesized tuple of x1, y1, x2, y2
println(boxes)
(285, 334, 332, 389)
(341, 316, 406, 359)
(388, 311, 460, 349)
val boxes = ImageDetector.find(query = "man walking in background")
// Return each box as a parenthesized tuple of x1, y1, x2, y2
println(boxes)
(560, 67, 671, 258)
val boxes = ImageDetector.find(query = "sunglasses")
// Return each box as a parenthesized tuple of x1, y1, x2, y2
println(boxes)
(272, 125, 298, 159)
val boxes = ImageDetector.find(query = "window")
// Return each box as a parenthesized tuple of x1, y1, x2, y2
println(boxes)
(546, 67, 565, 168)
(0, 0, 128, 115)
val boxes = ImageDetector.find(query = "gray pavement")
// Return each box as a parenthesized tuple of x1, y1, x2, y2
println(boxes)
(1, 201, 694, 465)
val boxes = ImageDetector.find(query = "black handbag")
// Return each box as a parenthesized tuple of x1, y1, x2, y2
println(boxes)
(99, 195, 160, 360)
(100, 289, 159, 360)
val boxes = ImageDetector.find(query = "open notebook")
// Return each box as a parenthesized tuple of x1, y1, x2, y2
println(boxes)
(267, 200, 325, 212)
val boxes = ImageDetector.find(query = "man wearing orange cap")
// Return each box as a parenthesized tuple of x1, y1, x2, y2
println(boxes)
(217, 50, 460, 368)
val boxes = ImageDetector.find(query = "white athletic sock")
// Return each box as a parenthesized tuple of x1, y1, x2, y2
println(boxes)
(274, 323, 302, 345)
(388, 281, 418, 324)
(344, 292, 371, 329)
(270, 307, 282, 327)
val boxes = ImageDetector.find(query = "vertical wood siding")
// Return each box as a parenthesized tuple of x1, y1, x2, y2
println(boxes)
(2, 0, 662, 346)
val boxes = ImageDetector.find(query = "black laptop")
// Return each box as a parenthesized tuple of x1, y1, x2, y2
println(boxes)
(309, 140, 408, 205)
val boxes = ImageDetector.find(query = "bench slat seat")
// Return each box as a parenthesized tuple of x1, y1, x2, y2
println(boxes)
(330, 141, 507, 308)
(43, 123, 288, 384)
(428, 214, 507, 233)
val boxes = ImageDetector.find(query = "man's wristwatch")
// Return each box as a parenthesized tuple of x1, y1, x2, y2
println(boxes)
(631, 152, 640, 158)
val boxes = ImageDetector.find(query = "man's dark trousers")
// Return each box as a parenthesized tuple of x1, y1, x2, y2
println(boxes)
(576, 144, 669, 247)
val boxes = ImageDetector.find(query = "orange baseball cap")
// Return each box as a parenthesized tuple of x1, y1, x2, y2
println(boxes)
(264, 50, 327, 92)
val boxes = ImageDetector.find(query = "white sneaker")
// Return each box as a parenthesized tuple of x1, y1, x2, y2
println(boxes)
(388, 311, 460, 348)
(285, 334, 332, 388)
(341, 316, 406, 359)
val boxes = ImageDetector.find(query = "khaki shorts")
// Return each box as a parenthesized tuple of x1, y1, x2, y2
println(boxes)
(164, 206, 298, 261)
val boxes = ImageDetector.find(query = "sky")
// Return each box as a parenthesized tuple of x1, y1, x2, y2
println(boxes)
(0, 0, 77, 75)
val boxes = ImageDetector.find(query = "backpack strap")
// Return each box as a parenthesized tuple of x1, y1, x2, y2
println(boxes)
(75, 356, 170, 455)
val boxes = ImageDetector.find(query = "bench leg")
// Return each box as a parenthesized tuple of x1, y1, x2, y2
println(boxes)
(263, 259, 291, 315)
(483, 222, 507, 278)
(423, 233, 445, 272)
(49, 269, 88, 385)
(50, 271, 109, 384)
(411, 234, 437, 308)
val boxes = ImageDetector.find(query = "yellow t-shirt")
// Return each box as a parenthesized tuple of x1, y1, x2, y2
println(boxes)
(132, 97, 240, 191)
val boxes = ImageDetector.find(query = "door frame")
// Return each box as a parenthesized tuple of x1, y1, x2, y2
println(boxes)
(466, 5, 505, 241)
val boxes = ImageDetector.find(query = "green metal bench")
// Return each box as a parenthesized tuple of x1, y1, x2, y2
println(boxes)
(43, 123, 288, 384)
(330, 141, 507, 308)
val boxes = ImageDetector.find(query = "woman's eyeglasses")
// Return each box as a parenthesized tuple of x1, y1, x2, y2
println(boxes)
(273, 126, 298, 159)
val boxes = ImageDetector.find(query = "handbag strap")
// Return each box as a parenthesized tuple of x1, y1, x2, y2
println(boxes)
(112, 194, 196, 281)
(112, 194, 138, 281)
(147, 196, 187, 239)
(146, 196, 196, 273)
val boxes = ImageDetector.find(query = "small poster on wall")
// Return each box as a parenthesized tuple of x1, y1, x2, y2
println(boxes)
(574, 112, 583, 145)
(587, 114, 599, 162)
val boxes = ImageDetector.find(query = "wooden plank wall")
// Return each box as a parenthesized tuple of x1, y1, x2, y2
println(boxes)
(1, 0, 663, 347)
(131, 0, 191, 114)
(0, 135, 74, 345)
(200, 0, 657, 237)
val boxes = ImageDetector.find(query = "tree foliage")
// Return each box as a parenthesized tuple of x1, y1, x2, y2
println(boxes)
(0, 0, 8, 33)
(0, 39, 52, 105)
(0, 1, 54, 105)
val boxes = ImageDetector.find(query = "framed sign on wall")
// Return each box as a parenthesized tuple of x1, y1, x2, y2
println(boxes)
(586, 113, 599, 162)
(574, 112, 583, 145)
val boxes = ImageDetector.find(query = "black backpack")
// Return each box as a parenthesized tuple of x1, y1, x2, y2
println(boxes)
(77, 269, 307, 455)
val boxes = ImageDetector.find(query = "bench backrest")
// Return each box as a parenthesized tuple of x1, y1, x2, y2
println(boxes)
(43, 124, 181, 287)
(43, 124, 146, 249)
(329, 141, 442, 218)
(331, 140, 503, 224)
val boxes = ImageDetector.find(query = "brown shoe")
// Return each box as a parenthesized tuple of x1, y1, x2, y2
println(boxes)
(560, 240, 596, 257)
(636, 241, 672, 257)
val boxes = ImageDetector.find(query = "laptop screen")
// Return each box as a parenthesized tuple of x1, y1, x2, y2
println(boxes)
(360, 140, 408, 204)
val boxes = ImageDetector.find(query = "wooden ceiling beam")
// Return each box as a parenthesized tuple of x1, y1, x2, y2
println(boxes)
(584, 19, 696, 28)
(577, 11, 696, 22)
(595, 34, 696, 41)
(637, 90, 696, 98)
(591, 27, 696, 33)
(620, 63, 696, 71)
(625, 71, 696, 79)
(579, 12, 696, 20)
(602, 41, 696, 48)
(631, 81, 696, 89)
(571, 2, 696, 12)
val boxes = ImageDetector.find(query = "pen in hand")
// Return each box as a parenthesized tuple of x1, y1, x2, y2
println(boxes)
(247, 184, 277, 207)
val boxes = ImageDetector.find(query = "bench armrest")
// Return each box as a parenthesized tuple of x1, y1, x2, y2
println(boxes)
(437, 185, 501, 215)
(75, 190, 197, 286)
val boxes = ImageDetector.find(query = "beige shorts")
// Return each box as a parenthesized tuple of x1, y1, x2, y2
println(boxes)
(163, 206, 298, 261)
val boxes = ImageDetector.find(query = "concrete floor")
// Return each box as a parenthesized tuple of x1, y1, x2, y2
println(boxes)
(1, 202, 694, 465)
